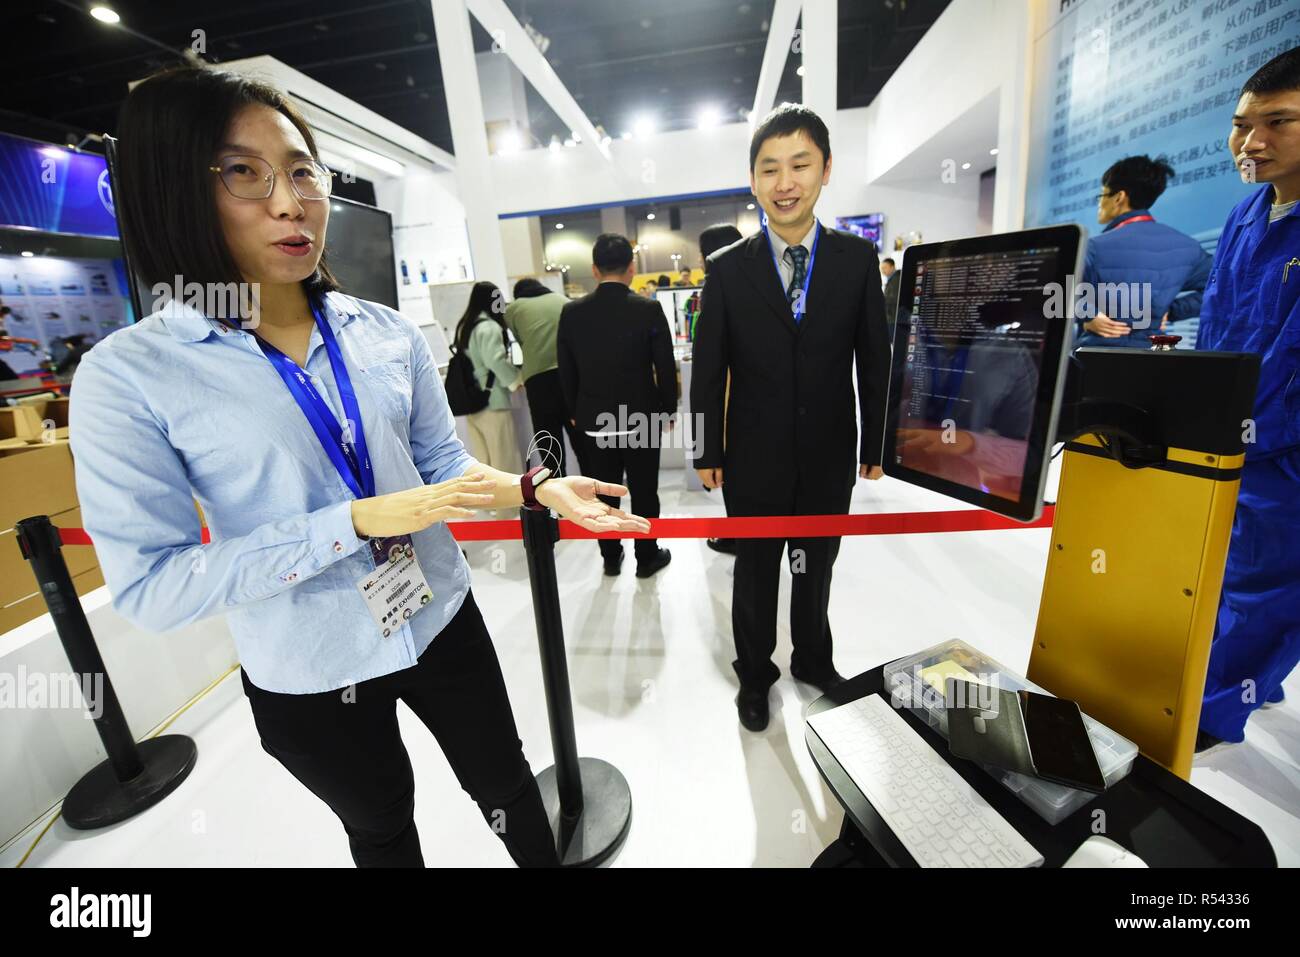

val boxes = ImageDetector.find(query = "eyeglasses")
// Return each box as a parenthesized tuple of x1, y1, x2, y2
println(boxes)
(209, 155, 335, 201)
(1097, 190, 1114, 203)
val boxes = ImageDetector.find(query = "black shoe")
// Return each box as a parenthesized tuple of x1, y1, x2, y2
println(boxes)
(736, 689, 769, 732)
(791, 667, 846, 696)
(707, 537, 737, 555)
(635, 547, 672, 578)
(1195, 730, 1227, 753)
(603, 552, 624, 576)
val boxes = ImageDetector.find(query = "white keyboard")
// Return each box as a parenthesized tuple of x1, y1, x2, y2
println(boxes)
(808, 694, 1043, 868)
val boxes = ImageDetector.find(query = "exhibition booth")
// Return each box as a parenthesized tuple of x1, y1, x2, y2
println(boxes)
(0, 0, 1296, 880)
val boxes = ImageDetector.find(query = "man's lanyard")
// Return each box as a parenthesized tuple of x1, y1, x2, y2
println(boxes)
(1111, 213, 1155, 231)
(257, 299, 375, 500)
(764, 219, 820, 322)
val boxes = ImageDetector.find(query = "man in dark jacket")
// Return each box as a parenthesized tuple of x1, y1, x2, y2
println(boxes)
(1075, 155, 1212, 348)
(558, 233, 677, 578)
(691, 104, 891, 731)
(881, 257, 901, 344)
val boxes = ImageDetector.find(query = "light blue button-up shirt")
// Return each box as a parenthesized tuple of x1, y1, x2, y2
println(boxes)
(68, 290, 478, 693)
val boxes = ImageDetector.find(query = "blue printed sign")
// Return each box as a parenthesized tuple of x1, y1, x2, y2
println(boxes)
(1026, 0, 1300, 244)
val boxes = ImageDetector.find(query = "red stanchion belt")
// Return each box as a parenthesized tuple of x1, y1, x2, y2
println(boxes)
(55, 506, 1054, 547)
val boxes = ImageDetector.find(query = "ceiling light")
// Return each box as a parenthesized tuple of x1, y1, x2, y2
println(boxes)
(796, 65, 805, 77)
(696, 105, 722, 129)
(21, 251, 34, 257)
(555, 223, 565, 230)
(90, 6, 120, 24)
(549, 137, 561, 152)
(497, 129, 522, 154)
(632, 115, 655, 138)
(647, 213, 656, 221)
(961, 162, 972, 170)
(990, 148, 999, 156)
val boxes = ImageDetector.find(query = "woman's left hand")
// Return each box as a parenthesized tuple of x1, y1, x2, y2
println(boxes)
(534, 475, 652, 534)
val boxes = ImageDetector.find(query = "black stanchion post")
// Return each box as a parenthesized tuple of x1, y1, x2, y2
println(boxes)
(519, 506, 632, 866)
(16, 515, 196, 830)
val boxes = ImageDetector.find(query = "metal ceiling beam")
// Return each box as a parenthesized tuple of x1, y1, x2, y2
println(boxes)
(464, 0, 610, 161)
(752, 0, 802, 125)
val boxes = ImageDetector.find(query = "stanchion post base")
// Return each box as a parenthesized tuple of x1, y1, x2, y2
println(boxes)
(62, 734, 198, 830)
(536, 757, 632, 867)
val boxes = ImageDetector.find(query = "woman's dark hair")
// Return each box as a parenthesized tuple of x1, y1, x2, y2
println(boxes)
(749, 103, 831, 171)
(453, 281, 505, 353)
(1101, 155, 1176, 210)
(115, 60, 339, 321)
(512, 277, 551, 299)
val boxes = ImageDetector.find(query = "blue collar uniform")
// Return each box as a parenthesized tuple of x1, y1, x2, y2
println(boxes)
(1195, 185, 1300, 741)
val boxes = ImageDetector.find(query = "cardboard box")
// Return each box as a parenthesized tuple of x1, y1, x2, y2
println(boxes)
(0, 505, 100, 608)
(0, 565, 105, 636)
(0, 406, 43, 442)
(0, 441, 77, 532)
(39, 397, 69, 429)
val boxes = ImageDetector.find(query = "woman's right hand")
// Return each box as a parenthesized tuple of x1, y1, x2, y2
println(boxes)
(350, 473, 498, 538)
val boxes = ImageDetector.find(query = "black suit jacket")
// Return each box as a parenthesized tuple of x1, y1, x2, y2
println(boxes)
(689, 225, 891, 503)
(883, 268, 902, 342)
(556, 282, 678, 434)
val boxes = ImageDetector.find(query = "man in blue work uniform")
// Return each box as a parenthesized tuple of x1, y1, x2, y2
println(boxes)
(1076, 155, 1211, 348)
(1196, 46, 1300, 751)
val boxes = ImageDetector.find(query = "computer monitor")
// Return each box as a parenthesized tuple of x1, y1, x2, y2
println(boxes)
(882, 225, 1085, 522)
(324, 197, 399, 309)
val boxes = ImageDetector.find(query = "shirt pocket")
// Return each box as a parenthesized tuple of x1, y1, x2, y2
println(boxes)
(360, 358, 413, 428)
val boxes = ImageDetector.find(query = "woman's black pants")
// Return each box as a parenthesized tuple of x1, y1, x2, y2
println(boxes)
(241, 590, 558, 867)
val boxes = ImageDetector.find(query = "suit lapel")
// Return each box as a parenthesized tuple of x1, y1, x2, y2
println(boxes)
(740, 230, 797, 335)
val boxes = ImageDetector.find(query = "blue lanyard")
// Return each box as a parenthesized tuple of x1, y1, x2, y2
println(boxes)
(257, 299, 375, 500)
(764, 219, 820, 322)
(929, 343, 970, 423)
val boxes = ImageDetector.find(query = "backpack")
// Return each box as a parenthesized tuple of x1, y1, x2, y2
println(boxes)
(444, 345, 495, 416)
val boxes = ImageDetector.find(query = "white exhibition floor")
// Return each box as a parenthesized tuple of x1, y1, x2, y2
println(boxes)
(5, 472, 1298, 868)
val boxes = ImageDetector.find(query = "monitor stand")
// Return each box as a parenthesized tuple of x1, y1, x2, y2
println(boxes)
(1027, 346, 1260, 779)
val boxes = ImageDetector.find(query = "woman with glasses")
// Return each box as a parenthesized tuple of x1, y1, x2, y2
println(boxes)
(68, 63, 650, 867)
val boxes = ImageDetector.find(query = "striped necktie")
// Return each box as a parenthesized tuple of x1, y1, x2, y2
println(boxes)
(786, 244, 808, 317)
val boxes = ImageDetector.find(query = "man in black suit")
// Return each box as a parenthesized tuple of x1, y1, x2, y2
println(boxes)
(691, 104, 891, 731)
(881, 257, 902, 344)
(558, 233, 676, 578)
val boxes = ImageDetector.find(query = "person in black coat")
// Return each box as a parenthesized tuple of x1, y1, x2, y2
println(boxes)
(697, 222, 743, 557)
(691, 104, 891, 731)
(558, 233, 677, 578)
(881, 257, 902, 344)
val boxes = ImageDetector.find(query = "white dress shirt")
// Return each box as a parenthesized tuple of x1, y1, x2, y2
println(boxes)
(767, 219, 819, 291)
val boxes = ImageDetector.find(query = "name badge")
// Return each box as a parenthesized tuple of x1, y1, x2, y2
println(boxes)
(356, 535, 433, 638)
